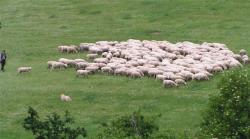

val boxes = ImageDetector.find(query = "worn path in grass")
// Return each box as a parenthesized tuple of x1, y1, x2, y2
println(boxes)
(0, 0, 250, 138)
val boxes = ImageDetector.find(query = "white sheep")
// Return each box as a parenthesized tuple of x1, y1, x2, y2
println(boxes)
(193, 73, 209, 80)
(85, 66, 99, 73)
(156, 74, 166, 81)
(175, 79, 186, 85)
(94, 58, 109, 63)
(87, 54, 98, 60)
(51, 62, 67, 70)
(239, 49, 247, 56)
(129, 71, 142, 78)
(101, 66, 113, 74)
(76, 70, 89, 77)
(163, 80, 177, 87)
(242, 55, 249, 64)
(18, 67, 32, 73)
(76, 62, 88, 70)
(66, 45, 78, 53)
(47, 61, 57, 69)
(60, 94, 72, 102)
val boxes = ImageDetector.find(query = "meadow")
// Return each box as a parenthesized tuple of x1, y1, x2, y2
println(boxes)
(0, 0, 250, 138)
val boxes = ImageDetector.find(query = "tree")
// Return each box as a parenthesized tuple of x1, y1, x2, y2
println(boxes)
(23, 107, 87, 139)
(201, 70, 250, 139)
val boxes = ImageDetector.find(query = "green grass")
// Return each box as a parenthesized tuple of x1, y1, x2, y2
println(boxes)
(0, 0, 250, 138)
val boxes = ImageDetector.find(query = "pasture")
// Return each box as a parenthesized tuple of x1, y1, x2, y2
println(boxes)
(0, 0, 250, 138)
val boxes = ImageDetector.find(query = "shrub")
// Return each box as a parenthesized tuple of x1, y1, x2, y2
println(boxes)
(97, 111, 159, 139)
(201, 70, 250, 139)
(23, 107, 87, 139)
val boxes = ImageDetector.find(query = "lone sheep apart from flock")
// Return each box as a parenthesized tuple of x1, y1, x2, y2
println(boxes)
(60, 94, 72, 102)
(18, 67, 32, 73)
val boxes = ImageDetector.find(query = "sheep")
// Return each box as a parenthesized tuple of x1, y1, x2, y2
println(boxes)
(192, 73, 209, 80)
(101, 66, 113, 74)
(58, 46, 68, 53)
(242, 55, 249, 64)
(239, 49, 247, 56)
(59, 58, 77, 67)
(76, 62, 88, 70)
(96, 63, 107, 68)
(60, 94, 72, 102)
(177, 71, 193, 80)
(148, 68, 163, 77)
(76, 70, 89, 77)
(163, 80, 177, 87)
(114, 68, 128, 76)
(79, 43, 95, 51)
(18, 67, 32, 73)
(156, 74, 166, 81)
(175, 79, 186, 85)
(67, 45, 78, 53)
(129, 71, 142, 78)
(89, 46, 102, 54)
(47, 61, 57, 69)
(94, 58, 109, 64)
(74, 59, 86, 63)
(87, 54, 98, 60)
(51, 62, 67, 70)
(212, 66, 223, 73)
(85, 66, 99, 73)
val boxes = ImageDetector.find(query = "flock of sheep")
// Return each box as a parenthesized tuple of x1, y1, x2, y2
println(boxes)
(43, 39, 249, 87)
(19, 39, 249, 88)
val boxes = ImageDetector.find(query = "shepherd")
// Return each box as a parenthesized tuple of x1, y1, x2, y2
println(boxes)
(0, 50, 7, 72)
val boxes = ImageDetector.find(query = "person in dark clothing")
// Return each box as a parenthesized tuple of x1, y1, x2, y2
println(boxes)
(0, 50, 7, 72)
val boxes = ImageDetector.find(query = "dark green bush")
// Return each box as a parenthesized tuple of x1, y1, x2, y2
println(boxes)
(201, 70, 250, 139)
(23, 107, 87, 139)
(97, 111, 159, 139)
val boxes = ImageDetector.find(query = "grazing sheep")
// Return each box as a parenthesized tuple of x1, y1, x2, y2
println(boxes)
(101, 66, 113, 74)
(79, 43, 94, 51)
(47, 61, 57, 69)
(60, 94, 72, 102)
(163, 80, 177, 87)
(212, 66, 223, 73)
(242, 55, 249, 64)
(175, 79, 186, 85)
(67, 45, 78, 53)
(156, 74, 166, 81)
(85, 66, 99, 73)
(89, 46, 102, 54)
(94, 58, 109, 63)
(51, 62, 67, 70)
(87, 54, 98, 60)
(58, 46, 68, 53)
(76, 62, 88, 70)
(129, 71, 142, 78)
(74, 59, 86, 63)
(76, 70, 89, 77)
(59, 58, 77, 67)
(18, 67, 32, 73)
(193, 73, 209, 80)
(239, 49, 247, 56)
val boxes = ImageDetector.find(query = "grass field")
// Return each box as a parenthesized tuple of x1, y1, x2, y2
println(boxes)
(0, 0, 250, 138)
